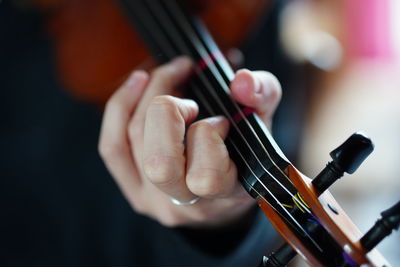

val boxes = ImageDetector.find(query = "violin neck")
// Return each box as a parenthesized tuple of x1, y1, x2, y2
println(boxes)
(117, 0, 291, 197)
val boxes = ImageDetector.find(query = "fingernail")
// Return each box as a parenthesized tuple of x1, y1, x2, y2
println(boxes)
(207, 115, 224, 125)
(234, 74, 250, 91)
(253, 76, 262, 94)
(235, 70, 261, 94)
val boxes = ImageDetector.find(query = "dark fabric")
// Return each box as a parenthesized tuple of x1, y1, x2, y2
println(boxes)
(0, 1, 304, 266)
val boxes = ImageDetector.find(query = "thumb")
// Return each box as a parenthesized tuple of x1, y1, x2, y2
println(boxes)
(230, 69, 282, 124)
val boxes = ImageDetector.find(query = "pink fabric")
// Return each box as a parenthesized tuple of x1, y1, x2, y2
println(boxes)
(344, 0, 393, 60)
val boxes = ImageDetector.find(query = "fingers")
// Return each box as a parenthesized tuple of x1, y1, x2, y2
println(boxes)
(128, 56, 193, 153)
(134, 56, 193, 123)
(230, 69, 282, 124)
(99, 58, 277, 228)
(186, 116, 238, 198)
(142, 96, 199, 203)
(99, 70, 149, 191)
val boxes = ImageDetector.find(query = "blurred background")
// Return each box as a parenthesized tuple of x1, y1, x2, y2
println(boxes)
(1, 0, 399, 266)
(277, 0, 400, 265)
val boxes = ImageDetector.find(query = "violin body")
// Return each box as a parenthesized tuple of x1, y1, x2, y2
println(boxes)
(40, 0, 268, 106)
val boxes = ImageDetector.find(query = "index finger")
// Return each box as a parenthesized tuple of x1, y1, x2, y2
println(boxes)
(133, 56, 193, 124)
(99, 70, 149, 193)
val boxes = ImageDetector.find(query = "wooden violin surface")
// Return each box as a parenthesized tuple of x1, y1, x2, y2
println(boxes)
(37, 0, 268, 106)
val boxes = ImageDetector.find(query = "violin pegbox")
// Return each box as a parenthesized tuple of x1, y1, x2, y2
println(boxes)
(261, 132, 399, 267)
(312, 132, 399, 257)
(114, 0, 399, 263)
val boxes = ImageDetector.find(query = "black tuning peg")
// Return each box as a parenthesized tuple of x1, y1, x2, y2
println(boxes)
(259, 243, 297, 267)
(360, 201, 400, 252)
(312, 132, 374, 194)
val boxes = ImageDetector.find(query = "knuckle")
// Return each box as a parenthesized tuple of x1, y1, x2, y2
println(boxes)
(187, 169, 224, 197)
(147, 96, 183, 123)
(150, 95, 176, 108)
(191, 120, 212, 132)
(188, 120, 213, 138)
(98, 139, 124, 160)
(142, 155, 181, 185)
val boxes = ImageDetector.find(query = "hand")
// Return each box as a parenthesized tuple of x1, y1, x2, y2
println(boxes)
(98, 56, 281, 228)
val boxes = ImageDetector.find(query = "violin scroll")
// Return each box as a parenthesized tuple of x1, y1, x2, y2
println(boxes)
(258, 132, 397, 266)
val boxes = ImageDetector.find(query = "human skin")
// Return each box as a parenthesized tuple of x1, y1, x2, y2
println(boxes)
(98, 56, 281, 228)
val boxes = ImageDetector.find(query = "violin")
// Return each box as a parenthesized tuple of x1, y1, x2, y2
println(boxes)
(40, 0, 400, 265)
(38, 0, 269, 106)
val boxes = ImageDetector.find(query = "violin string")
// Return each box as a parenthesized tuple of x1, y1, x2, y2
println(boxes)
(124, 0, 176, 58)
(156, 0, 311, 214)
(147, 0, 295, 197)
(191, 83, 321, 249)
(162, 0, 294, 182)
(190, 83, 296, 222)
(191, 20, 235, 81)
(130, 0, 320, 248)
(130, 0, 313, 235)
(125, 1, 287, 196)
(229, 139, 322, 250)
(144, 0, 315, 229)
(122, 0, 261, 187)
